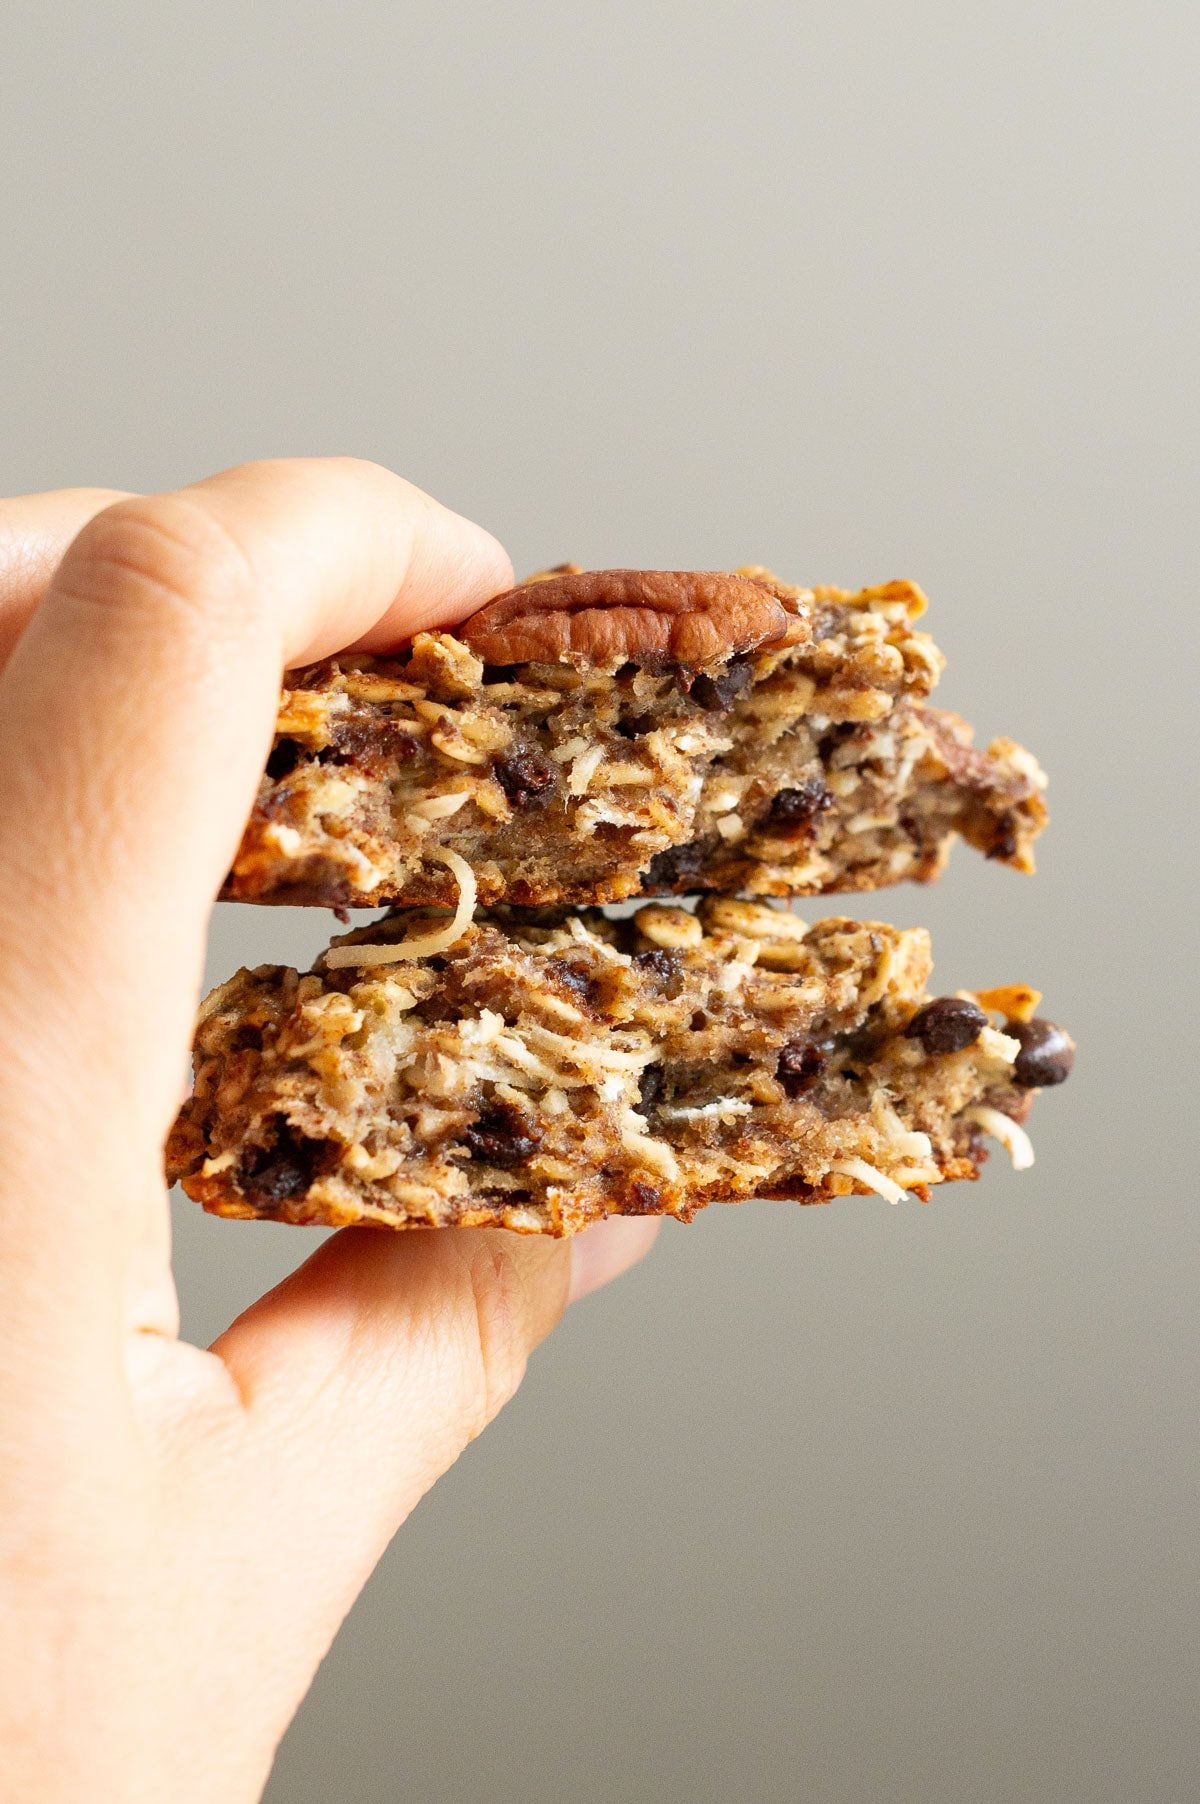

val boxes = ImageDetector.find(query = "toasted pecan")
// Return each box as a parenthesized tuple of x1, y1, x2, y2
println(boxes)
(459, 568, 810, 672)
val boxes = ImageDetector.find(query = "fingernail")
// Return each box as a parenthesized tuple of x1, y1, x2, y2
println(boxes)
(568, 1216, 660, 1304)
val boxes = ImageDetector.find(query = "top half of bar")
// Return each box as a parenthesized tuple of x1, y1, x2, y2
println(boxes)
(223, 565, 1047, 911)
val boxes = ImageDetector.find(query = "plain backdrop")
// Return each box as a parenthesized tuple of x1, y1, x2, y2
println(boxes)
(3, 3, 1196, 1800)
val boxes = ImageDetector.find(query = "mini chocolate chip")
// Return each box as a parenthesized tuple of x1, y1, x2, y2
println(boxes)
(769, 776, 833, 828)
(625, 1179, 662, 1214)
(320, 717, 419, 774)
(633, 948, 681, 983)
(464, 1100, 542, 1167)
(906, 996, 988, 1055)
(644, 838, 711, 892)
(1009, 1017, 1075, 1088)
(777, 1038, 828, 1096)
(265, 737, 304, 780)
(691, 656, 754, 713)
(239, 1122, 340, 1202)
(638, 1063, 665, 1112)
(555, 959, 601, 1008)
(493, 748, 556, 809)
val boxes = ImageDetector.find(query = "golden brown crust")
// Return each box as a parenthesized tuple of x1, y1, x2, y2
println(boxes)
(458, 568, 809, 672)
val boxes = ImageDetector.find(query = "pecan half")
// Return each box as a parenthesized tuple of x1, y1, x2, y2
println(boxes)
(459, 569, 810, 672)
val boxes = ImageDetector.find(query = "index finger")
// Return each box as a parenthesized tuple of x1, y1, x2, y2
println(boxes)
(0, 487, 132, 666)
(0, 458, 512, 1306)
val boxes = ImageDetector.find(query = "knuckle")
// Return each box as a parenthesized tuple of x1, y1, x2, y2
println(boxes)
(323, 454, 389, 483)
(58, 494, 253, 632)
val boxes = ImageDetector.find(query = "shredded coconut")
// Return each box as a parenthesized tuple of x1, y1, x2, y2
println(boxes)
(524, 1020, 651, 1073)
(828, 1157, 909, 1206)
(619, 1116, 680, 1180)
(529, 991, 587, 1026)
(409, 790, 472, 820)
(564, 916, 631, 965)
(892, 1164, 939, 1186)
(965, 1106, 1035, 1171)
(568, 743, 606, 796)
(324, 848, 477, 967)
(491, 1035, 562, 1084)
(661, 1098, 753, 1123)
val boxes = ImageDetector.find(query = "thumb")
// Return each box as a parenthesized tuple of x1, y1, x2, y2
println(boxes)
(205, 1217, 656, 1636)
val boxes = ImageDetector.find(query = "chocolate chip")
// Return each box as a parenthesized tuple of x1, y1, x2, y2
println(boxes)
(1009, 1017, 1075, 1088)
(777, 1038, 829, 1096)
(239, 1122, 341, 1202)
(905, 996, 988, 1055)
(632, 948, 685, 1001)
(638, 1063, 665, 1112)
(633, 948, 681, 983)
(265, 737, 304, 780)
(690, 656, 754, 713)
(554, 959, 603, 1011)
(320, 717, 419, 775)
(769, 776, 833, 829)
(624, 1178, 662, 1214)
(644, 838, 711, 893)
(493, 747, 556, 809)
(464, 1099, 542, 1167)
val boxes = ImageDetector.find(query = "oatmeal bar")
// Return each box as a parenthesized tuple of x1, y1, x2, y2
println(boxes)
(168, 899, 1073, 1236)
(223, 567, 1047, 910)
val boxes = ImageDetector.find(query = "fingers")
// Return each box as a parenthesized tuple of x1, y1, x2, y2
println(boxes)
(211, 1229, 569, 1644)
(0, 459, 512, 1315)
(0, 488, 131, 667)
(207, 1216, 656, 1653)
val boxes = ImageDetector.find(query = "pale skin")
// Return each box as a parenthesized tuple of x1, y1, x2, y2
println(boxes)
(0, 460, 659, 1801)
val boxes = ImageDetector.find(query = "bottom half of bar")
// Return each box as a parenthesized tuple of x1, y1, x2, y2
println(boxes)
(168, 902, 1073, 1236)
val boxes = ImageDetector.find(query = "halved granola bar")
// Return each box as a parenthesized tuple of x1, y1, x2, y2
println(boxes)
(168, 899, 1073, 1236)
(223, 568, 1047, 910)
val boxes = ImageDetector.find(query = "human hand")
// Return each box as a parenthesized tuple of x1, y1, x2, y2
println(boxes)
(0, 460, 658, 1802)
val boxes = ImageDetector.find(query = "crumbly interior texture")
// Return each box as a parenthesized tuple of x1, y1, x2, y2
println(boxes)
(223, 576, 1047, 909)
(168, 899, 1063, 1236)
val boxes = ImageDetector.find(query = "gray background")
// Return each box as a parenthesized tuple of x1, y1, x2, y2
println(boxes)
(3, 3, 1196, 1799)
